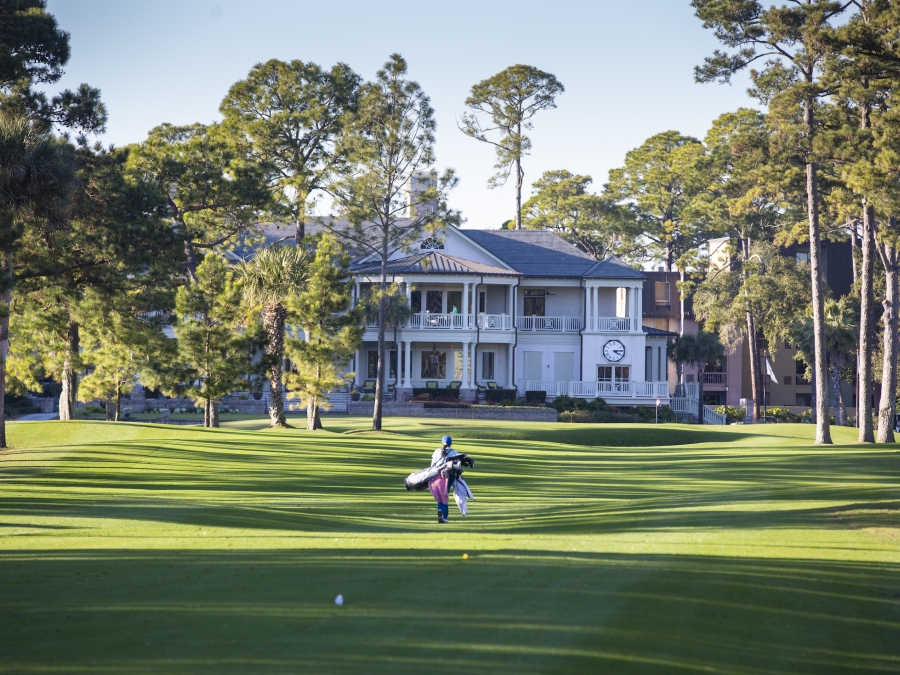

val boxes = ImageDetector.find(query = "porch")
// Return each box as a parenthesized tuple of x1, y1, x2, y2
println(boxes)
(518, 379, 670, 401)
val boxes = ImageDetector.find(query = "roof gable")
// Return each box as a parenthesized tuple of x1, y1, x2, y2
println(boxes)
(351, 251, 517, 276)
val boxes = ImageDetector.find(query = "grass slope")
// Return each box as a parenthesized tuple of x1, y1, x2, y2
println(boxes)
(1, 418, 898, 674)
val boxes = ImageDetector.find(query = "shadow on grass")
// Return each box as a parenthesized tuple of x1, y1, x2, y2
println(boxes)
(2, 439, 898, 534)
(1, 548, 898, 674)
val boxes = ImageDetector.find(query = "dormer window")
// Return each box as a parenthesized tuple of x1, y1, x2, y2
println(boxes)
(420, 236, 444, 251)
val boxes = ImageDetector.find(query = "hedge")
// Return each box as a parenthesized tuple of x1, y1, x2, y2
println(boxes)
(525, 390, 547, 403)
(483, 389, 516, 403)
(412, 387, 460, 399)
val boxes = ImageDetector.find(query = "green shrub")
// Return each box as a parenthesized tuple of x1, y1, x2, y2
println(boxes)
(361, 395, 375, 402)
(423, 401, 471, 409)
(409, 393, 432, 402)
(525, 390, 546, 404)
(484, 389, 516, 404)
(767, 407, 793, 421)
(632, 405, 678, 423)
(549, 395, 611, 414)
(81, 404, 105, 415)
(714, 405, 747, 424)
(558, 409, 645, 424)
(412, 387, 460, 399)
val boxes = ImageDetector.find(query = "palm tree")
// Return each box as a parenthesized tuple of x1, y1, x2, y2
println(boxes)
(669, 330, 725, 424)
(0, 113, 75, 446)
(794, 299, 858, 427)
(823, 299, 858, 427)
(239, 245, 309, 427)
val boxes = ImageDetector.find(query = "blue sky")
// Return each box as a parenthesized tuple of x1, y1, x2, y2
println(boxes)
(46, 0, 757, 229)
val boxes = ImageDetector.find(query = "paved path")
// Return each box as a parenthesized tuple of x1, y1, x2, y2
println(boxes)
(16, 413, 59, 421)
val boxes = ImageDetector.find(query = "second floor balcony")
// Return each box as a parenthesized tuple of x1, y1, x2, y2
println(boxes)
(366, 312, 514, 331)
(516, 316, 583, 332)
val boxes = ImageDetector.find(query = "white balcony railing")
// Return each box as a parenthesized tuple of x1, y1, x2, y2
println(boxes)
(590, 317, 639, 332)
(521, 380, 669, 399)
(516, 316, 583, 332)
(407, 313, 470, 329)
(477, 313, 513, 330)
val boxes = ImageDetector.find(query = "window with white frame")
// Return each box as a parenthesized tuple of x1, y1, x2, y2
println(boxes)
(420, 236, 444, 250)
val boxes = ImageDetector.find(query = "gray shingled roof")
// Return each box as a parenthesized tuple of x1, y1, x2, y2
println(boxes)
(464, 229, 644, 280)
(351, 252, 517, 276)
(584, 256, 646, 280)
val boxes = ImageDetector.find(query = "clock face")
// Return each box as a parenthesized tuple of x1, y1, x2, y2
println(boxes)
(603, 340, 625, 363)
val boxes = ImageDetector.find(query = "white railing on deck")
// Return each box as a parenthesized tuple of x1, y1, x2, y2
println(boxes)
(407, 313, 469, 329)
(522, 380, 670, 399)
(477, 313, 513, 330)
(516, 316, 583, 332)
(591, 317, 639, 332)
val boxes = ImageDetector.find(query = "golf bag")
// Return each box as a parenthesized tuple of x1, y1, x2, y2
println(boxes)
(404, 453, 474, 491)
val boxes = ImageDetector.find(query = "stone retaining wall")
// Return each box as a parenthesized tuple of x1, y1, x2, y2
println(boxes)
(347, 401, 557, 422)
(77, 397, 267, 415)
(28, 397, 56, 413)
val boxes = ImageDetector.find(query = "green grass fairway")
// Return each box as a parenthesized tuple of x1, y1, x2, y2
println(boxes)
(1, 419, 898, 674)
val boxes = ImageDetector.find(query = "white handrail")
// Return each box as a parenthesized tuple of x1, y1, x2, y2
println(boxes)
(477, 313, 513, 330)
(516, 316, 583, 332)
(591, 317, 638, 332)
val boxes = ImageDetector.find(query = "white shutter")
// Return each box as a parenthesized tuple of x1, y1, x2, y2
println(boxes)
(524, 351, 543, 381)
(553, 352, 574, 381)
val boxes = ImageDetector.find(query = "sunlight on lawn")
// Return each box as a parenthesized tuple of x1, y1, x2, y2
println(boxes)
(0, 419, 897, 674)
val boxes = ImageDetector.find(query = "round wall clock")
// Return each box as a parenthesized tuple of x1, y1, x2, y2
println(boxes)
(603, 340, 625, 363)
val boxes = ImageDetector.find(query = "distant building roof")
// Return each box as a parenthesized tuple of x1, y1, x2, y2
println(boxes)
(643, 326, 677, 337)
(351, 251, 518, 277)
(464, 229, 644, 280)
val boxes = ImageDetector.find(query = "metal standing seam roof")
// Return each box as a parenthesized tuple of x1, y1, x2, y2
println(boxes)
(463, 229, 645, 280)
(350, 251, 519, 276)
(642, 326, 678, 337)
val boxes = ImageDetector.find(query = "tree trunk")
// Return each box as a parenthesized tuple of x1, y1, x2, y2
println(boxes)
(746, 312, 761, 423)
(210, 399, 219, 428)
(373, 230, 389, 431)
(204, 398, 211, 427)
(115, 383, 122, 422)
(742, 236, 761, 422)
(296, 217, 305, 245)
(514, 154, 523, 230)
(306, 396, 323, 430)
(859, 204, 876, 442)
(832, 365, 846, 427)
(263, 302, 287, 427)
(59, 321, 79, 421)
(804, 100, 831, 444)
(183, 238, 199, 282)
(876, 237, 898, 443)
(105, 398, 115, 421)
(0, 254, 11, 447)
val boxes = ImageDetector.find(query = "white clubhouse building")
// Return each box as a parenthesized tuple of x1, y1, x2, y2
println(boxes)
(349, 227, 672, 406)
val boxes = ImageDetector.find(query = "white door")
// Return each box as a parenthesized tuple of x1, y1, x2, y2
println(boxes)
(524, 351, 543, 382)
(554, 352, 574, 382)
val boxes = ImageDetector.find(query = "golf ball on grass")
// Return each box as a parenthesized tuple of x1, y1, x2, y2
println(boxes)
(334, 594, 344, 606)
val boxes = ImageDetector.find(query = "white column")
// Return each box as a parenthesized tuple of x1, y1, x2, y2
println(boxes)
(634, 286, 642, 331)
(469, 342, 477, 387)
(590, 286, 597, 330)
(405, 281, 412, 306)
(507, 284, 514, 316)
(462, 281, 469, 328)
(404, 341, 412, 387)
(400, 341, 407, 388)
(355, 281, 361, 307)
(354, 349, 361, 386)
(507, 344, 514, 388)
(462, 341, 470, 387)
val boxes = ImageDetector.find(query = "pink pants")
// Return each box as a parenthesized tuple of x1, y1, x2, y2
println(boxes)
(428, 475, 448, 503)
